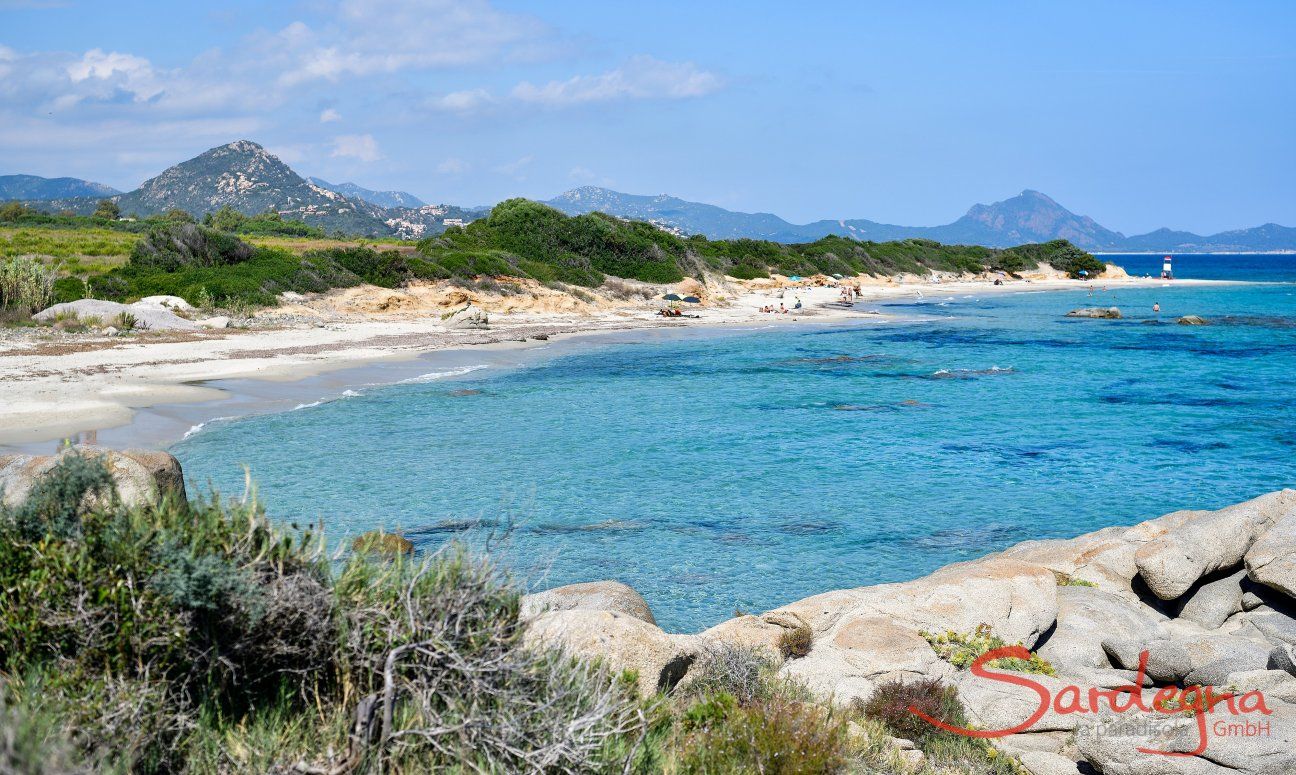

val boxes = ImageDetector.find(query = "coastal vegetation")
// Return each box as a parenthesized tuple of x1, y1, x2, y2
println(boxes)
(5, 196, 1107, 312)
(0, 455, 1019, 774)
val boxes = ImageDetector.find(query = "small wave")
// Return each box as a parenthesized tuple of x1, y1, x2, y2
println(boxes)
(341, 389, 362, 397)
(928, 365, 1015, 380)
(181, 422, 206, 439)
(397, 364, 488, 384)
(292, 400, 324, 411)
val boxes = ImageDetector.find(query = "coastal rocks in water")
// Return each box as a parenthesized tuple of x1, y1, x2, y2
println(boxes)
(1177, 315, 1209, 326)
(33, 298, 200, 331)
(351, 530, 414, 555)
(443, 304, 489, 330)
(1065, 307, 1122, 319)
(520, 580, 657, 625)
(0, 447, 187, 510)
(527, 490, 1296, 775)
(1134, 490, 1296, 600)
(521, 608, 697, 697)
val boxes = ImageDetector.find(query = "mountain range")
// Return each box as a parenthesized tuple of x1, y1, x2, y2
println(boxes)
(5, 141, 1293, 251)
(9, 141, 482, 239)
(0, 174, 119, 200)
(546, 187, 1296, 252)
(307, 177, 425, 209)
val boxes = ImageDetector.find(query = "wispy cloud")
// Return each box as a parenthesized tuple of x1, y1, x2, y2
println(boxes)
(330, 133, 383, 162)
(437, 157, 471, 175)
(512, 56, 722, 106)
(319, 108, 341, 123)
(275, 0, 550, 86)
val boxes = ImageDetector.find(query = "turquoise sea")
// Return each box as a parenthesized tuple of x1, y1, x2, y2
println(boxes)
(172, 254, 1296, 632)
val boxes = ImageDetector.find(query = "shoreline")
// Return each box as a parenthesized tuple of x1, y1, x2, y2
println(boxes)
(0, 274, 1238, 451)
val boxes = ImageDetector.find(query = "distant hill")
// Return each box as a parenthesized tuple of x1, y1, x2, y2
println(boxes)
(16, 141, 476, 238)
(308, 177, 425, 209)
(0, 174, 119, 201)
(545, 186, 1296, 252)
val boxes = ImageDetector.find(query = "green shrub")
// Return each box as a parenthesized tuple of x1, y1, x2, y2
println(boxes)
(672, 699, 851, 774)
(0, 255, 58, 314)
(778, 624, 814, 660)
(921, 624, 1056, 675)
(858, 677, 964, 745)
(131, 223, 255, 271)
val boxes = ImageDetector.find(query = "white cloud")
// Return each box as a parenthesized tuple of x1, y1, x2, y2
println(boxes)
(437, 157, 471, 175)
(319, 108, 342, 123)
(276, 0, 549, 86)
(493, 154, 533, 177)
(511, 55, 722, 106)
(568, 166, 596, 181)
(64, 49, 164, 103)
(330, 133, 383, 162)
(432, 88, 495, 114)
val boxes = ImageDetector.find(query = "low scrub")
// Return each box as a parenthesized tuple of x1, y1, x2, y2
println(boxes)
(0, 455, 644, 773)
(921, 624, 1056, 675)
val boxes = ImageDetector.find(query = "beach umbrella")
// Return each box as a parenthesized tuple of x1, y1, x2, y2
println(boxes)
(682, 296, 701, 303)
(1078, 270, 1089, 276)
(663, 293, 682, 301)
(788, 275, 802, 281)
(832, 273, 843, 279)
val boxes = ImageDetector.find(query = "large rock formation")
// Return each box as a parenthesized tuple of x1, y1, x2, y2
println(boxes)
(0, 447, 187, 508)
(528, 490, 1296, 775)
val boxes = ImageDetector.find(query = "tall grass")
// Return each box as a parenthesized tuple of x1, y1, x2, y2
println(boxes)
(0, 255, 58, 315)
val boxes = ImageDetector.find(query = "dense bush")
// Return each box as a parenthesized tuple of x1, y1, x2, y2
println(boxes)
(131, 223, 256, 271)
(0, 254, 58, 314)
(0, 456, 645, 773)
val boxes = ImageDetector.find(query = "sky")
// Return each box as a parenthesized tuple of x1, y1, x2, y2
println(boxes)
(1, 0, 1293, 235)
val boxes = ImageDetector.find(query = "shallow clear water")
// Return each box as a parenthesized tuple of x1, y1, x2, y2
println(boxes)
(173, 255, 1296, 632)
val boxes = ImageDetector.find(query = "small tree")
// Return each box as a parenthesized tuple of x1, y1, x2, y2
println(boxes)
(208, 205, 247, 233)
(93, 199, 121, 220)
(0, 202, 30, 222)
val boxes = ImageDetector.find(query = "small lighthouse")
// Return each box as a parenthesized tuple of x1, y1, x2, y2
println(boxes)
(1161, 255, 1173, 280)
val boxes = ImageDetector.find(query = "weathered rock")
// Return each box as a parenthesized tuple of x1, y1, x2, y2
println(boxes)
(956, 671, 1087, 733)
(1103, 637, 1192, 683)
(351, 531, 414, 555)
(1180, 635, 1273, 686)
(198, 316, 231, 329)
(1269, 644, 1296, 676)
(1178, 568, 1248, 629)
(0, 447, 186, 509)
(700, 611, 807, 661)
(520, 580, 656, 625)
(850, 557, 1060, 647)
(1225, 668, 1296, 704)
(779, 614, 952, 702)
(443, 304, 489, 329)
(1135, 490, 1296, 600)
(1066, 307, 1122, 319)
(1077, 698, 1296, 773)
(522, 609, 697, 697)
(134, 295, 195, 312)
(1037, 586, 1167, 673)
(1177, 315, 1209, 326)
(102, 325, 119, 336)
(1245, 514, 1296, 599)
(1018, 750, 1081, 775)
(1226, 609, 1296, 646)
(33, 299, 199, 331)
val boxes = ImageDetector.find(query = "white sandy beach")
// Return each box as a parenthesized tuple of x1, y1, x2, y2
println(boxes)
(0, 272, 1223, 448)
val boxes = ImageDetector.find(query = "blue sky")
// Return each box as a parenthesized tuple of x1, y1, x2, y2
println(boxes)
(2, 0, 1293, 234)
